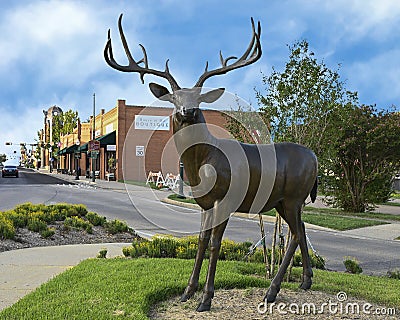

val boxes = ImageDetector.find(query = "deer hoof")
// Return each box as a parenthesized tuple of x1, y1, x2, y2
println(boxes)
(180, 286, 197, 302)
(180, 294, 190, 302)
(180, 291, 194, 302)
(299, 279, 312, 290)
(264, 286, 279, 303)
(196, 302, 211, 312)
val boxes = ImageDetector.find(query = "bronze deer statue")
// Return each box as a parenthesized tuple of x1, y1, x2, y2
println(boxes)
(105, 14, 318, 312)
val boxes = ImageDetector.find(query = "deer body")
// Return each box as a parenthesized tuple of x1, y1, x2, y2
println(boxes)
(173, 109, 317, 215)
(105, 14, 318, 312)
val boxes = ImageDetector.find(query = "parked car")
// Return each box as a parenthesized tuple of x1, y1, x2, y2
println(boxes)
(2, 165, 19, 178)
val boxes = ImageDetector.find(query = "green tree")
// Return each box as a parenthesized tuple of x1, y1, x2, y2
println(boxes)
(322, 105, 400, 212)
(256, 39, 357, 157)
(254, 39, 399, 212)
(52, 109, 79, 144)
(0, 154, 6, 163)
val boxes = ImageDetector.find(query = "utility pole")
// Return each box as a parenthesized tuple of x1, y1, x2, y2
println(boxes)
(92, 93, 96, 182)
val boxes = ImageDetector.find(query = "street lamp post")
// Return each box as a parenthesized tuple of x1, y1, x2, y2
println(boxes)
(48, 110, 58, 173)
(178, 159, 185, 198)
(92, 93, 96, 183)
(42, 110, 47, 169)
(75, 140, 80, 180)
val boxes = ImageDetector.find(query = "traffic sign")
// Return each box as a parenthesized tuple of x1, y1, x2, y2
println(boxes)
(90, 151, 99, 159)
(136, 146, 144, 157)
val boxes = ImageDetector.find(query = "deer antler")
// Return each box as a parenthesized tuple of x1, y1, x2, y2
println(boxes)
(195, 18, 262, 88)
(104, 14, 181, 91)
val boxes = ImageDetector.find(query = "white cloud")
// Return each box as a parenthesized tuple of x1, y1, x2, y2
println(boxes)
(0, 105, 43, 155)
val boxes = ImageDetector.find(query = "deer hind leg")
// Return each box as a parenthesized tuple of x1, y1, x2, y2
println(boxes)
(181, 210, 212, 302)
(197, 219, 229, 312)
(298, 220, 313, 290)
(264, 202, 299, 303)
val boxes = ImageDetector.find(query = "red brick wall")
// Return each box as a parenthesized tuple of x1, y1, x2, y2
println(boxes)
(115, 100, 229, 182)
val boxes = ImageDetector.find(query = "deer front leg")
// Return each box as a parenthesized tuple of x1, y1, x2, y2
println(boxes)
(264, 237, 298, 303)
(181, 211, 212, 302)
(197, 219, 228, 312)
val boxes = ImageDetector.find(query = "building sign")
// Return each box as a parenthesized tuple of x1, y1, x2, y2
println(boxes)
(88, 140, 100, 151)
(134, 115, 170, 131)
(107, 144, 116, 151)
(136, 146, 145, 157)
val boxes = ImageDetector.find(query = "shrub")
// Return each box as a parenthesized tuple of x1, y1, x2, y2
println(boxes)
(48, 209, 65, 222)
(73, 204, 88, 217)
(0, 214, 15, 239)
(28, 211, 49, 223)
(104, 219, 129, 234)
(176, 237, 198, 259)
(40, 227, 55, 238)
(64, 216, 93, 234)
(123, 235, 326, 271)
(27, 218, 47, 233)
(292, 250, 326, 269)
(127, 239, 150, 258)
(122, 246, 133, 257)
(86, 212, 106, 226)
(55, 203, 87, 218)
(97, 248, 108, 259)
(344, 257, 363, 274)
(148, 236, 179, 258)
(5, 210, 28, 228)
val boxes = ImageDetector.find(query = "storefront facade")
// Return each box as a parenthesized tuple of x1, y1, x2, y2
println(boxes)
(58, 99, 229, 182)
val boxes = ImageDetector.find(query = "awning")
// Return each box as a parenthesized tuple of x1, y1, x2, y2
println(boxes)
(97, 131, 116, 146)
(78, 142, 88, 152)
(65, 145, 79, 154)
(57, 147, 67, 155)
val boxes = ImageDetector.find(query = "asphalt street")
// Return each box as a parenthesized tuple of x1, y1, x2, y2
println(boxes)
(0, 168, 399, 274)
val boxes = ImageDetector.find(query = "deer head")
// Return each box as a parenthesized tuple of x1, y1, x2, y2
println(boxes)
(104, 14, 262, 123)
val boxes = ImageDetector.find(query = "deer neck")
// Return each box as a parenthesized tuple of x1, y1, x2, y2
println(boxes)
(172, 109, 217, 183)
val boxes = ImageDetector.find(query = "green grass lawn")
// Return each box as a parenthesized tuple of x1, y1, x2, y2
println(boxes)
(303, 206, 400, 221)
(1, 258, 398, 320)
(263, 208, 388, 231)
(168, 193, 197, 204)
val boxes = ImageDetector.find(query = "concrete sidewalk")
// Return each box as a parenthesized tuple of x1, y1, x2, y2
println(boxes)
(0, 243, 130, 311)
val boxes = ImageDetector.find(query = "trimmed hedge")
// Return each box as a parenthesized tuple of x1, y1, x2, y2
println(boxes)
(122, 235, 326, 269)
(0, 203, 126, 239)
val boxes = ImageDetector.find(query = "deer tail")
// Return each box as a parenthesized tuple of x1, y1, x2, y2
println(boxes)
(310, 177, 318, 203)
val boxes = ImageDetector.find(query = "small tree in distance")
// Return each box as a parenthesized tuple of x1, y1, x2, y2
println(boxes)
(322, 105, 400, 212)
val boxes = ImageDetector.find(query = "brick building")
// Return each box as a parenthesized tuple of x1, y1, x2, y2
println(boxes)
(58, 99, 229, 182)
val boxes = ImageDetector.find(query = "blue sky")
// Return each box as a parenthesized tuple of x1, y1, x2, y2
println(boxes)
(1, 0, 399, 156)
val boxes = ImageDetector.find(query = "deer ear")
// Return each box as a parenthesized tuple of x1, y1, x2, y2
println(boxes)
(199, 88, 225, 104)
(149, 83, 172, 102)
